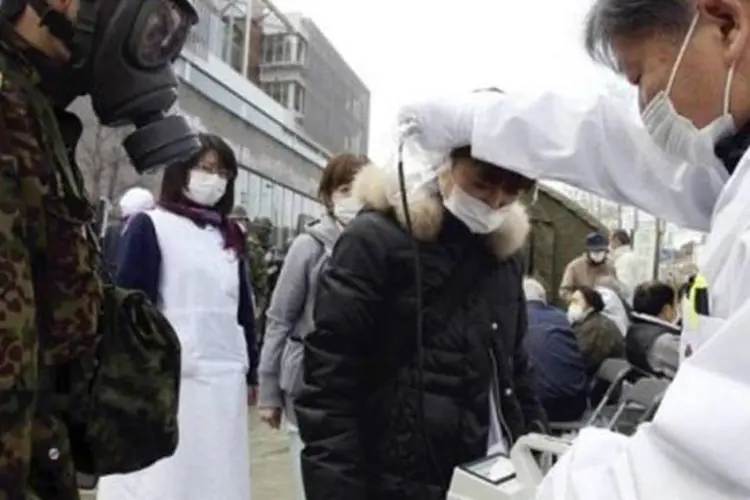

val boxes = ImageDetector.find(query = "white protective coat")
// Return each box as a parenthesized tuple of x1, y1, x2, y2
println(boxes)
(96, 208, 251, 500)
(399, 90, 750, 499)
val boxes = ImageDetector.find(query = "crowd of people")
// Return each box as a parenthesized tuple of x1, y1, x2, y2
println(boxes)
(94, 130, 693, 500)
(524, 236, 689, 425)
(2, 0, 747, 495)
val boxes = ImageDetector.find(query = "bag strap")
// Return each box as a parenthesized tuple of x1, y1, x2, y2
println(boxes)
(422, 246, 494, 332)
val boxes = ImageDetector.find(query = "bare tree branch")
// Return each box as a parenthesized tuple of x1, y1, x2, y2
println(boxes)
(77, 123, 132, 202)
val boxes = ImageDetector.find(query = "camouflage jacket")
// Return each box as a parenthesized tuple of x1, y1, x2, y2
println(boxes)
(0, 20, 103, 500)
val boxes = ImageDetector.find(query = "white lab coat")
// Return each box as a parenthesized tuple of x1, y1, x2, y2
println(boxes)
(610, 247, 643, 303)
(400, 91, 750, 498)
(97, 208, 251, 500)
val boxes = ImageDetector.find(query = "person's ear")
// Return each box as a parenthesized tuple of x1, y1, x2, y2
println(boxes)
(700, 0, 750, 65)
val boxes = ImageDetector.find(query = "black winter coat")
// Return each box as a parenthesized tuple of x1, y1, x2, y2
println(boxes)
(295, 166, 547, 500)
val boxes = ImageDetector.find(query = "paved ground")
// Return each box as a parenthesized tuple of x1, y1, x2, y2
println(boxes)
(80, 408, 296, 500)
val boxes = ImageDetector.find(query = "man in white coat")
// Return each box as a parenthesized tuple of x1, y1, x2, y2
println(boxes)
(397, 0, 750, 497)
(609, 229, 643, 303)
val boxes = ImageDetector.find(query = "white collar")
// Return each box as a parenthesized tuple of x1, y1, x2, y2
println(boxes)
(631, 311, 678, 330)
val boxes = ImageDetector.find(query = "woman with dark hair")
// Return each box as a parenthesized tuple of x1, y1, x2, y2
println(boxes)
(97, 134, 257, 500)
(257, 153, 367, 500)
(567, 286, 625, 374)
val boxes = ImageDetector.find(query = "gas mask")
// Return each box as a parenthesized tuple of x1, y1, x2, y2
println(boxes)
(6, 0, 202, 173)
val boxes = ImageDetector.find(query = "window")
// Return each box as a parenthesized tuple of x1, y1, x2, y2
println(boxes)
(235, 169, 249, 206)
(258, 179, 274, 219)
(296, 38, 307, 64)
(278, 82, 290, 108)
(293, 83, 305, 113)
(247, 172, 261, 217)
(262, 38, 274, 63)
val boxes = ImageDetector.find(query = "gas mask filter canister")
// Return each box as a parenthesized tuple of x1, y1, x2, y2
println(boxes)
(19, 0, 202, 173)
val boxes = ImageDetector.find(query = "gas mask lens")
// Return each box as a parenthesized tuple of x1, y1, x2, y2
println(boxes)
(131, 0, 192, 69)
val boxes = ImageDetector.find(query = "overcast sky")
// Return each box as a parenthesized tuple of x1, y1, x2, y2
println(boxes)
(273, 0, 632, 163)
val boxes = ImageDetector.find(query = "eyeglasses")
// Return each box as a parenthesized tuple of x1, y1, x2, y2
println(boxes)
(196, 161, 231, 179)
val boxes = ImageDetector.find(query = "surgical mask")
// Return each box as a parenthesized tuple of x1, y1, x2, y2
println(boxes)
(184, 171, 227, 207)
(443, 185, 511, 234)
(641, 13, 736, 164)
(333, 195, 363, 225)
(8, 0, 202, 174)
(567, 305, 586, 325)
(588, 251, 607, 264)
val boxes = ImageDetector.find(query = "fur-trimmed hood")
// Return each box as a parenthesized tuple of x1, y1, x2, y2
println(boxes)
(351, 164, 530, 259)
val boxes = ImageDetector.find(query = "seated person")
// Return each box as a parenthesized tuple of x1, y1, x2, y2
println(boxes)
(523, 278, 589, 422)
(628, 281, 681, 379)
(567, 286, 625, 374)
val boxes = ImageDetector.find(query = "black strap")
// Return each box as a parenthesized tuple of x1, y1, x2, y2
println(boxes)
(423, 248, 493, 332)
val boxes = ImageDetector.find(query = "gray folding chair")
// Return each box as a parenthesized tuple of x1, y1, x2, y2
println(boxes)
(606, 377, 671, 434)
(584, 358, 634, 427)
(548, 358, 633, 436)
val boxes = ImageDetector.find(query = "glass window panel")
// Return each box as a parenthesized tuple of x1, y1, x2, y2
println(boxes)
(258, 178, 274, 219)
(280, 187, 290, 232)
(291, 192, 300, 227)
(304, 198, 315, 218)
(273, 37, 283, 62)
(235, 169, 249, 207)
(291, 193, 299, 230)
(270, 184, 282, 230)
(247, 172, 261, 218)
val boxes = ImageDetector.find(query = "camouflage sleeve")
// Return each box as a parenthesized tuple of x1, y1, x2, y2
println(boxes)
(0, 80, 40, 498)
(248, 243, 268, 305)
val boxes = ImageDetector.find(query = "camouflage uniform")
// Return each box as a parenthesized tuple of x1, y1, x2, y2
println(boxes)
(247, 217, 273, 308)
(0, 20, 102, 500)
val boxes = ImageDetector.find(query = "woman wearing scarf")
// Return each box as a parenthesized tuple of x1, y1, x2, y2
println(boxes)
(96, 133, 257, 500)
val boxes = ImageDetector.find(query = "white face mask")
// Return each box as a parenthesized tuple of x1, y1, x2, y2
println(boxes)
(332, 195, 363, 225)
(641, 12, 736, 165)
(567, 305, 586, 325)
(184, 170, 227, 207)
(443, 185, 511, 234)
(588, 251, 607, 264)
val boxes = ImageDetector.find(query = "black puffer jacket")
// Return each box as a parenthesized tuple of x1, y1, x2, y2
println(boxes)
(296, 166, 547, 500)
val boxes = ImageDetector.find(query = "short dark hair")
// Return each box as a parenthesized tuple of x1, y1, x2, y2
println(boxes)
(317, 153, 368, 213)
(583, 0, 695, 71)
(576, 286, 606, 313)
(633, 281, 676, 316)
(611, 229, 631, 246)
(160, 133, 238, 216)
(450, 146, 536, 195)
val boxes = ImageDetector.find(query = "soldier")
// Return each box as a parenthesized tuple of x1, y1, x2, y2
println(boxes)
(0, 0, 199, 497)
(248, 216, 274, 306)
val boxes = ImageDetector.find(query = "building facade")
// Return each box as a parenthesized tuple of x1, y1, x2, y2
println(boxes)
(259, 13, 371, 156)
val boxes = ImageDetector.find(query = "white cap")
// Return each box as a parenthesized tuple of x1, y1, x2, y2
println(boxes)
(523, 277, 547, 303)
(119, 187, 155, 217)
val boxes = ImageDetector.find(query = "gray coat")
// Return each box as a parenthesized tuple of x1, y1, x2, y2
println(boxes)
(257, 215, 341, 424)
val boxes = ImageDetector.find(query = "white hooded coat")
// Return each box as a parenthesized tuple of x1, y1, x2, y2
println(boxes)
(399, 90, 750, 499)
